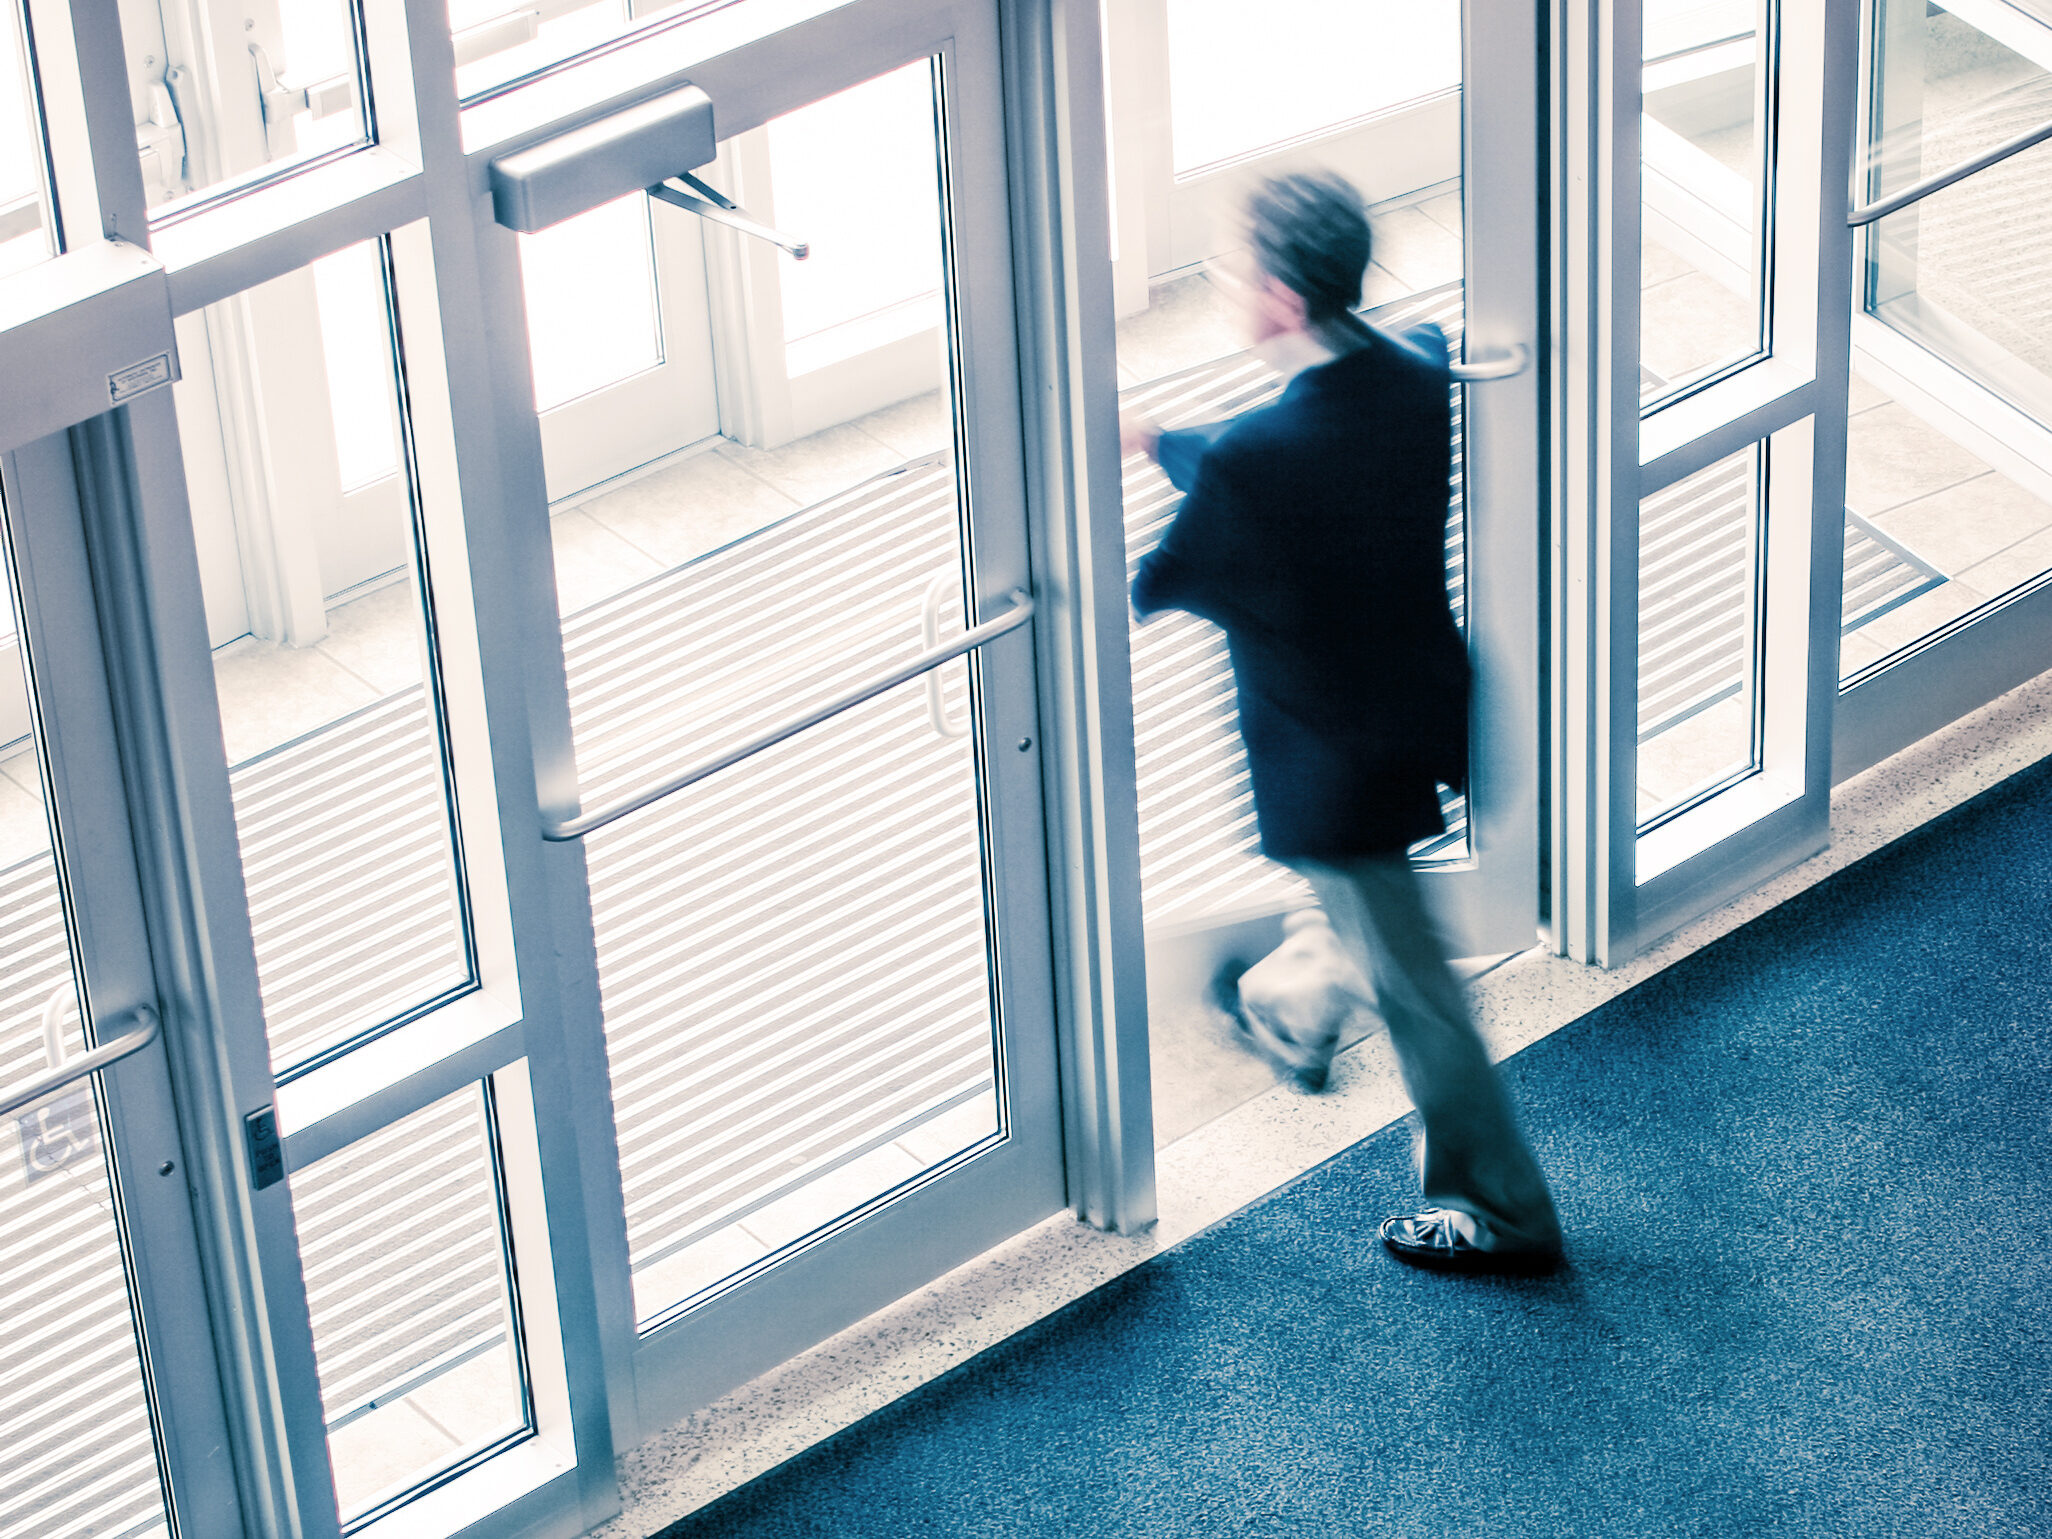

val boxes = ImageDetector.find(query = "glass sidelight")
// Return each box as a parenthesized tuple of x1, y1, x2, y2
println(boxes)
(115, 0, 372, 212)
(1640, 0, 1777, 408)
(1836, 0, 2052, 692)
(293, 1086, 530, 1524)
(168, 239, 477, 1077)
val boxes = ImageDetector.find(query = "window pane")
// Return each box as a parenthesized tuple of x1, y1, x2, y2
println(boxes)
(1864, 0, 2052, 195)
(0, 2, 54, 278)
(452, 0, 762, 100)
(1865, 130, 2052, 429)
(0, 506, 171, 1539)
(292, 1087, 528, 1524)
(519, 193, 665, 412)
(770, 63, 944, 375)
(1640, 0, 1774, 408)
(172, 242, 476, 1075)
(1163, 0, 1460, 177)
(119, 0, 371, 216)
(529, 62, 1002, 1326)
(1637, 444, 1764, 827)
(1839, 369, 2052, 683)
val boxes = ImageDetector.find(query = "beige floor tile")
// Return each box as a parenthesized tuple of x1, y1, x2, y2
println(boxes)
(211, 638, 381, 766)
(715, 424, 907, 508)
(1641, 269, 1759, 388)
(1371, 205, 1464, 293)
(1416, 190, 1463, 241)
(1638, 694, 1754, 814)
(1150, 985, 1286, 1147)
(856, 391, 952, 459)
(1361, 260, 1413, 308)
(738, 1142, 926, 1254)
(316, 581, 428, 696)
(1954, 522, 2052, 604)
(1642, 235, 1696, 287)
(550, 508, 665, 616)
(1873, 473, 2052, 576)
(1114, 271, 1247, 383)
(1838, 629, 1888, 681)
(404, 1346, 525, 1450)
(633, 1225, 774, 1320)
(892, 1091, 1000, 1167)
(580, 449, 801, 570)
(1845, 403, 1993, 517)
(1851, 577, 1991, 657)
(327, 1401, 460, 1519)
(1846, 365, 1891, 414)
(0, 750, 40, 802)
(0, 766, 48, 869)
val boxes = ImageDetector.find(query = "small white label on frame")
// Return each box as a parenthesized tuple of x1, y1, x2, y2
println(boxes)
(108, 353, 174, 405)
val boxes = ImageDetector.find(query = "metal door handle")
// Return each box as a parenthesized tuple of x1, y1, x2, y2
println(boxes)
(1449, 343, 1530, 382)
(543, 587, 1033, 841)
(1, 1003, 161, 1119)
(922, 576, 972, 740)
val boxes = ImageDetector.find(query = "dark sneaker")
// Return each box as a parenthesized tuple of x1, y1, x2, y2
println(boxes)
(1379, 1209, 1562, 1275)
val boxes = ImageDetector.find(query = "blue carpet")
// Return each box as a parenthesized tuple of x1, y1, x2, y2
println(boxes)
(657, 762, 2052, 1537)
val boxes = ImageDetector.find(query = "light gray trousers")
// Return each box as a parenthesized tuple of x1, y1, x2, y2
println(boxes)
(1293, 855, 1562, 1256)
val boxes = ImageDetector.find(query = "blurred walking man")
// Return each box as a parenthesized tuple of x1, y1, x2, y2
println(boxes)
(1127, 172, 1562, 1274)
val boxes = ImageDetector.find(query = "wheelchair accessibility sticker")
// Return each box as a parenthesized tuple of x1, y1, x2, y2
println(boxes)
(17, 1087, 100, 1181)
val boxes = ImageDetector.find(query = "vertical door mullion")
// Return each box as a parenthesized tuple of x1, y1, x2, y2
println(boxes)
(1555, 0, 1645, 964)
(1433, 0, 1545, 958)
(55, 0, 347, 1524)
(99, 398, 348, 1539)
(402, 0, 635, 1498)
(1000, 0, 1155, 1235)
(1557, 0, 1859, 965)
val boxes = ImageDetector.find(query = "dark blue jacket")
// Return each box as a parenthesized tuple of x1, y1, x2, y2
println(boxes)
(1132, 324, 1469, 859)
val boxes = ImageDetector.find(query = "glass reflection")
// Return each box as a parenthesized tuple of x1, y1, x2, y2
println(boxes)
(516, 60, 1001, 1326)
(1640, 0, 1774, 408)
(1636, 444, 1764, 828)
(0, 3, 52, 277)
(1863, 4, 2052, 427)
(1863, 0, 2051, 196)
(294, 1087, 528, 1523)
(171, 240, 476, 1075)
(118, 0, 371, 215)
(1164, 0, 1459, 175)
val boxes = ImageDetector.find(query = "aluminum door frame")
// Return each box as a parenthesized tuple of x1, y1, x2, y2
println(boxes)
(0, 426, 253, 1537)
(1832, 0, 2052, 782)
(453, 0, 1072, 1443)
(0, 0, 1165, 1533)
(1553, 0, 1862, 966)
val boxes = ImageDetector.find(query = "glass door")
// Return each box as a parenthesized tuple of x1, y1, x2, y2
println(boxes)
(469, 0, 1066, 1431)
(1834, 0, 2052, 777)
(1555, 0, 1860, 963)
(1099, 0, 1544, 1131)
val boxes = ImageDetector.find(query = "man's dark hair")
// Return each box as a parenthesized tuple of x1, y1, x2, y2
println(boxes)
(1244, 172, 1373, 324)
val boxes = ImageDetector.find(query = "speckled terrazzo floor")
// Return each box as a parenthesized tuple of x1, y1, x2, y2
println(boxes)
(649, 756, 2052, 1537)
